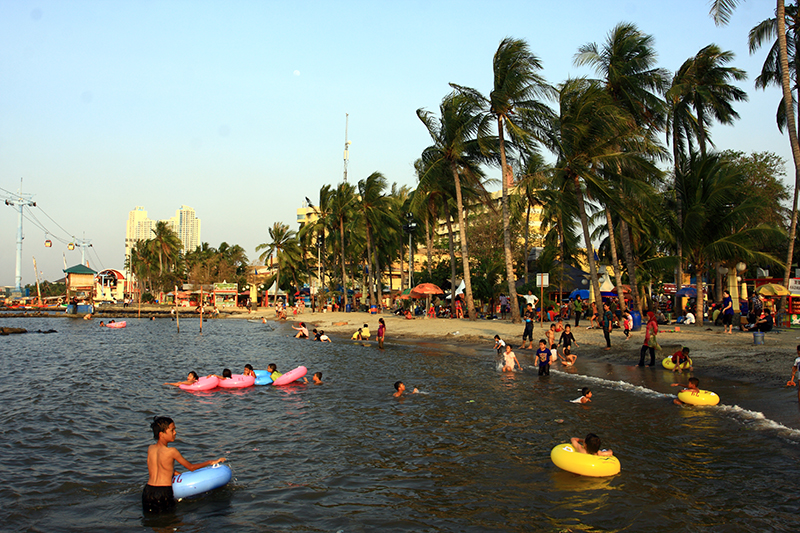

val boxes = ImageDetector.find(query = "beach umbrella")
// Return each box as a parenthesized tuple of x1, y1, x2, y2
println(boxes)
(411, 283, 444, 297)
(569, 289, 590, 300)
(757, 283, 789, 297)
(676, 287, 697, 297)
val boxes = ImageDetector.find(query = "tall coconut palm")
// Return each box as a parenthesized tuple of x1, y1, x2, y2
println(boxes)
(256, 222, 302, 306)
(749, 3, 800, 292)
(514, 151, 550, 285)
(330, 182, 357, 311)
(451, 37, 553, 323)
(711, 0, 800, 295)
(543, 78, 650, 304)
(149, 221, 182, 278)
(417, 92, 495, 320)
(298, 185, 335, 310)
(575, 22, 670, 312)
(356, 172, 390, 308)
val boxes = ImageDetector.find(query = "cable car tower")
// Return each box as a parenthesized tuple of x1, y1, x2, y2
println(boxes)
(3, 180, 36, 295)
(343, 113, 351, 182)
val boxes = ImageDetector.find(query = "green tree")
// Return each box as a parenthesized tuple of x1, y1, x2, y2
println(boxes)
(711, 0, 800, 294)
(417, 92, 494, 320)
(256, 222, 302, 306)
(356, 172, 390, 308)
(452, 37, 553, 324)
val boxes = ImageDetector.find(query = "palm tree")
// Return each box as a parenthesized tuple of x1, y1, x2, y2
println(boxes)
(356, 172, 390, 308)
(256, 222, 301, 306)
(711, 0, 800, 294)
(514, 151, 550, 285)
(330, 182, 357, 311)
(149, 221, 182, 278)
(298, 185, 335, 310)
(451, 37, 553, 323)
(575, 22, 670, 312)
(749, 3, 800, 292)
(543, 78, 647, 304)
(417, 92, 495, 320)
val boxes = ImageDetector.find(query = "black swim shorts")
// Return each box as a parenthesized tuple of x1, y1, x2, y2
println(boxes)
(142, 484, 176, 513)
(523, 322, 534, 340)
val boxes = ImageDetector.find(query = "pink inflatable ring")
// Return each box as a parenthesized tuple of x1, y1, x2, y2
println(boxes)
(217, 374, 256, 389)
(179, 376, 219, 391)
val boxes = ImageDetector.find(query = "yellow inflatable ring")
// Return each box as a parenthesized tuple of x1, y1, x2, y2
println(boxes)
(550, 443, 620, 477)
(662, 356, 692, 370)
(677, 389, 719, 406)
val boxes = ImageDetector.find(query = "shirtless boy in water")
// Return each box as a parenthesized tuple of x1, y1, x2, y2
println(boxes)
(142, 416, 225, 513)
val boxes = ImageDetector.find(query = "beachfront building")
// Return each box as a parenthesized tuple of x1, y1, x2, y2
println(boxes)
(125, 206, 155, 267)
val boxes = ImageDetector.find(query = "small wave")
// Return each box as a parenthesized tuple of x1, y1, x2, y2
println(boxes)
(550, 369, 672, 400)
(716, 404, 800, 441)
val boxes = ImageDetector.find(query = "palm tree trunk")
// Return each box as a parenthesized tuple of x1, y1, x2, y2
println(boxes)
(365, 224, 376, 308)
(446, 214, 457, 317)
(605, 207, 626, 312)
(573, 175, 602, 302)
(779, 0, 800, 303)
(524, 203, 531, 285)
(340, 220, 348, 312)
(373, 246, 382, 309)
(498, 122, 521, 323)
(695, 260, 704, 327)
(453, 169, 477, 320)
(426, 216, 434, 316)
(619, 219, 641, 312)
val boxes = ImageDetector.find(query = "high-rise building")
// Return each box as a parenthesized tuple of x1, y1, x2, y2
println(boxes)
(125, 206, 155, 266)
(124, 205, 201, 267)
(168, 205, 201, 254)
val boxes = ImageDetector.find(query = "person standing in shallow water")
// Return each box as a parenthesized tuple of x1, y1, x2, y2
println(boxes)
(639, 311, 659, 366)
(377, 317, 386, 349)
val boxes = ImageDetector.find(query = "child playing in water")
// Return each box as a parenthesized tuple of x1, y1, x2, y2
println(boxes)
(545, 324, 556, 350)
(550, 343, 559, 364)
(164, 371, 199, 387)
(558, 324, 578, 366)
(142, 416, 225, 513)
(622, 311, 633, 340)
(536, 339, 550, 376)
(672, 377, 700, 405)
(319, 330, 332, 342)
(393, 381, 419, 397)
(267, 364, 282, 381)
(502, 344, 522, 372)
(570, 387, 592, 404)
(570, 433, 613, 456)
(787, 345, 800, 402)
(361, 324, 371, 340)
(377, 317, 386, 349)
(304, 371, 324, 384)
(670, 347, 692, 372)
(208, 368, 232, 380)
(243, 364, 256, 377)
(493, 334, 506, 355)
(293, 322, 309, 338)
(351, 328, 363, 340)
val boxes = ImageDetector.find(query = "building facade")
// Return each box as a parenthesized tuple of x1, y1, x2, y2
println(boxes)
(125, 205, 201, 267)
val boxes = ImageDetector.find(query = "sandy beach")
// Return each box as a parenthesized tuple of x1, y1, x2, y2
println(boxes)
(218, 307, 799, 386)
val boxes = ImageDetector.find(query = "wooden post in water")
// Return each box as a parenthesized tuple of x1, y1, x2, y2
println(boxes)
(175, 285, 180, 332)
(199, 286, 203, 332)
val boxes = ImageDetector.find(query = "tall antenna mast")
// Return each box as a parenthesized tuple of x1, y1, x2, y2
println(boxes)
(343, 113, 351, 182)
(4, 179, 36, 295)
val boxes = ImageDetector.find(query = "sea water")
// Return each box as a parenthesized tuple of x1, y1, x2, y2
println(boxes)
(0, 316, 797, 532)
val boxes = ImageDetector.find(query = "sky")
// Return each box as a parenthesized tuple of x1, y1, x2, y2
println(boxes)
(0, 0, 785, 288)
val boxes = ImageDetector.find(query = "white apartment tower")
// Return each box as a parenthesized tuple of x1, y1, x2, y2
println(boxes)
(125, 206, 155, 265)
(168, 205, 201, 254)
(125, 205, 201, 266)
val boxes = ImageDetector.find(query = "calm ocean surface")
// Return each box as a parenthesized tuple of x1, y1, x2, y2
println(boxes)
(0, 316, 798, 532)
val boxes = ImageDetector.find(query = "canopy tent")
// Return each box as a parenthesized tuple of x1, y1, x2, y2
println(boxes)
(266, 281, 287, 296)
(445, 280, 465, 299)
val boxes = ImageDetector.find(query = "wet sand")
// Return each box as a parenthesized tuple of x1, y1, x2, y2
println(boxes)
(227, 307, 799, 386)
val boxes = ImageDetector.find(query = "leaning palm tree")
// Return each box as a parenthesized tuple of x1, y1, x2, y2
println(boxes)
(575, 22, 670, 312)
(330, 182, 357, 312)
(256, 222, 301, 306)
(749, 3, 800, 293)
(451, 37, 553, 323)
(711, 0, 800, 296)
(417, 91, 495, 320)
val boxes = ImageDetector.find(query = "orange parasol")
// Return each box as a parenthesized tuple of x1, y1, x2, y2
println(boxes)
(410, 283, 444, 298)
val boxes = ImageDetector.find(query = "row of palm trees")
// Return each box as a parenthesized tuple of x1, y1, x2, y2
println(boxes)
(127, 221, 249, 297)
(265, 14, 795, 324)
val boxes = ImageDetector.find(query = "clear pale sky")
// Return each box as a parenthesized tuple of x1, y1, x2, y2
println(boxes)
(0, 0, 784, 287)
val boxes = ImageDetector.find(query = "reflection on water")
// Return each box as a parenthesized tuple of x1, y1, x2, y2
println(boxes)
(0, 316, 798, 532)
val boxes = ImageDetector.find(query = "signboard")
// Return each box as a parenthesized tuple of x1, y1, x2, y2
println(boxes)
(536, 273, 550, 288)
(788, 278, 800, 296)
(213, 282, 237, 291)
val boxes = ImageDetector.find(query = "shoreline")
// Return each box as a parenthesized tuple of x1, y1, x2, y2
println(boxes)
(4, 304, 797, 385)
